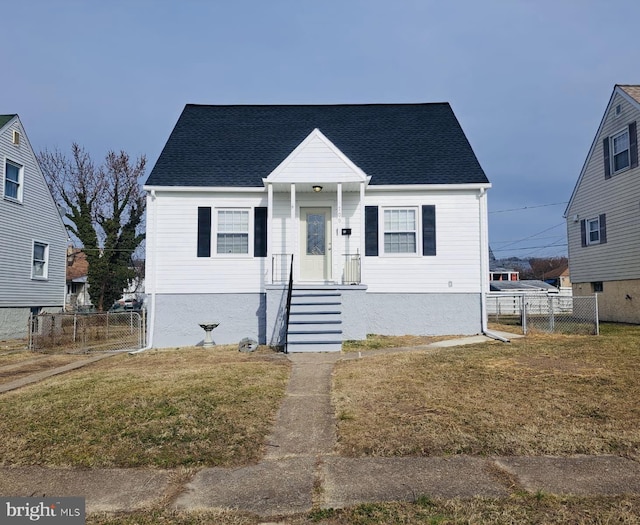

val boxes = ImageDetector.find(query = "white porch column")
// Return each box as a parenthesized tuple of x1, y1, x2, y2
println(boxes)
(290, 183, 296, 279)
(359, 181, 366, 260)
(336, 183, 343, 283)
(267, 183, 273, 284)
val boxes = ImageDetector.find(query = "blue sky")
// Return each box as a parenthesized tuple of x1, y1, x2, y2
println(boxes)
(3, 0, 639, 259)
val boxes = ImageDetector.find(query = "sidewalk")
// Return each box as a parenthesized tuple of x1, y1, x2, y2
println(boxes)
(1, 335, 639, 517)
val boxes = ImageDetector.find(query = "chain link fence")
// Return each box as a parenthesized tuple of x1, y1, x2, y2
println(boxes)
(486, 293, 599, 335)
(29, 311, 146, 353)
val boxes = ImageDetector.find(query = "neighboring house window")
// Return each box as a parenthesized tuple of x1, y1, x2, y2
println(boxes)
(32, 242, 49, 279)
(587, 217, 600, 244)
(383, 208, 417, 254)
(592, 281, 603, 293)
(611, 129, 630, 173)
(4, 160, 23, 202)
(580, 214, 607, 247)
(604, 121, 638, 178)
(217, 209, 249, 254)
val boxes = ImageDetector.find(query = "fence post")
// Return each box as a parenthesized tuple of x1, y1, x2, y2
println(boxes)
(594, 294, 599, 335)
(549, 296, 555, 333)
(28, 313, 33, 351)
(522, 300, 528, 335)
(73, 313, 77, 343)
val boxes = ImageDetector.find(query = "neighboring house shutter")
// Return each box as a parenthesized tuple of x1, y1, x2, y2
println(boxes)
(254, 207, 268, 257)
(599, 213, 607, 244)
(422, 205, 436, 256)
(197, 207, 211, 257)
(629, 121, 638, 169)
(603, 138, 611, 179)
(365, 206, 378, 256)
(580, 219, 587, 247)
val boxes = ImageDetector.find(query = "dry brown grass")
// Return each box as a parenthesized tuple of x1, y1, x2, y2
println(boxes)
(0, 353, 90, 384)
(0, 345, 289, 468)
(333, 323, 640, 459)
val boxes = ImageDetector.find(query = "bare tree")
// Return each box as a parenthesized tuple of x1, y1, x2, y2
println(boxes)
(39, 144, 146, 311)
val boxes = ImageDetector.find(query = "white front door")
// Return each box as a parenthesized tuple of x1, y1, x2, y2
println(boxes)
(300, 207, 332, 281)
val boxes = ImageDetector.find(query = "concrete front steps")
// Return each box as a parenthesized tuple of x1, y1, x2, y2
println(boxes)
(286, 287, 342, 352)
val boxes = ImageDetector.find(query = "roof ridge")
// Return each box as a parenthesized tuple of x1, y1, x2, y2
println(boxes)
(184, 102, 451, 109)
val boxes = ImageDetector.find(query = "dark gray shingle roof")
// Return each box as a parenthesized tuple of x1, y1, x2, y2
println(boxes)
(146, 103, 489, 187)
(0, 114, 17, 130)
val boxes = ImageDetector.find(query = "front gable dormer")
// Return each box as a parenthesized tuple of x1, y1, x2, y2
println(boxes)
(264, 128, 369, 186)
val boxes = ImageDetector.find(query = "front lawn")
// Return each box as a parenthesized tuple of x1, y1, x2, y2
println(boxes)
(0, 346, 289, 468)
(333, 323, 640, 458)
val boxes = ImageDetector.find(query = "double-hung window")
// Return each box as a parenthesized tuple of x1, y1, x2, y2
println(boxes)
(611, 129, 630, 173)
(4, 160, 22, 202)
(32, 241, 49, 279)
(587, 217, 600, 245)
(216, 209, 249, 254)
(383, 208, 417, 254)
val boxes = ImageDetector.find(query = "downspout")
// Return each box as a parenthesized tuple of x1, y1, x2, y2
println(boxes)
(477, 187, 508, 342)
(130, 189, 157, 354)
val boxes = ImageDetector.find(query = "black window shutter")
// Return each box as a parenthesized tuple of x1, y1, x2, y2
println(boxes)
(599, 213, 607, 244)
(603, 138, 611, 179)
(197, 207, 211, 257)
(580, 219, 587, 247)
(254, 207, 268, 257)
(629, 121, 638, 169)
(365, 206, 378, 256)
(422, 205, 436, 256)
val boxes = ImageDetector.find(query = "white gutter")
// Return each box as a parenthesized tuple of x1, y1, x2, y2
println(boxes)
(130, 189, 157, 354)
(477, 186, 490, 334)
(143, 185, 264, 193)
(366, 183, 492, 192)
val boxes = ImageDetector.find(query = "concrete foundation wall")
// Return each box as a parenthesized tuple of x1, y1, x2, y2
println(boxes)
(152, 290, 482, 348)
(0, 308, 30, 340)
(364, 293, 482, 336)
(0, 306, 61, 340)
(573, 279, 640, 324)
(152, 294, 266, 348)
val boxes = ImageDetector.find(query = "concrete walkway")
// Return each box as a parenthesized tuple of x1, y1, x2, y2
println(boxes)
(1, 334, 640, 518)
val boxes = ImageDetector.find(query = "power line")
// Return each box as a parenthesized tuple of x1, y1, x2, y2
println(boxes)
(489, 202, 568, 214)
(492, 243, 567, 253)
(492, 222, 566, 252)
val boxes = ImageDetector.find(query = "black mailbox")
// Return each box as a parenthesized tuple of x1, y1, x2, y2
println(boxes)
(341, 228, 352, 236)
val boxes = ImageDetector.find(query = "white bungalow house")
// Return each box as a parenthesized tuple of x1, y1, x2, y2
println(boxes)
(144, 103, 491, 351)
(0, 115, 67, 339)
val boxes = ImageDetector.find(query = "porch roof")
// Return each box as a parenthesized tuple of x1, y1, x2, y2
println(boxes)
(147, 103, 489, 188)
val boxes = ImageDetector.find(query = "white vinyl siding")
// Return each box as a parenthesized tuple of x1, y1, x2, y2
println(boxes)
(567, 90, 640, 282)
(363, 190, 483, 293)
(149, 192, 266, 294)
(268, 132, 365, 184)
(0, 118, 67, 308)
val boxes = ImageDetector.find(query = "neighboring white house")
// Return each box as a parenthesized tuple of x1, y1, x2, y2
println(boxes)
(144, 103, 491, 351)
(566, 85, 640, 323)
(0, 115, 67, 339)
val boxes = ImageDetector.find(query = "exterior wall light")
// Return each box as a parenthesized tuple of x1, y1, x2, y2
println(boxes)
(313, 185, 323, 192)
